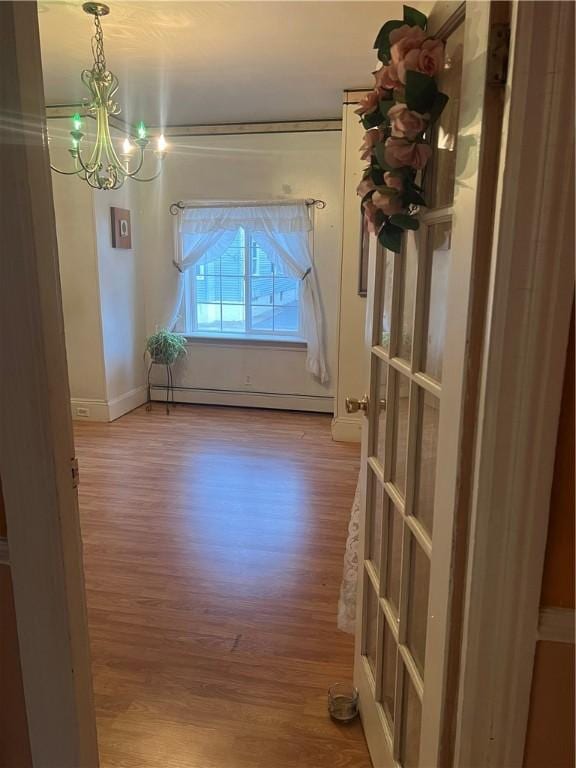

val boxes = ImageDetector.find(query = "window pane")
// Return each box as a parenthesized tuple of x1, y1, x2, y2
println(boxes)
(372, 357, 388, 468)
(274, 306, 298, 333)
(380, 617, 397, 727)
(380, 250, 394, 352)
(391, 372, 410, 498)
(365, 583, 379, 676)
(194, 273, 220, 303)
(367, 467, 384, 577)
(384, 501, 403, 618)
(250, 305, 273, 331)
(398, 234, 417, 363)
(422, 222, 451, 382)
(251, 277, 274, 305)
(197, 303, 221, 332)
(221, 276, 244, 305)
(250, 241, 273, 275)
(221, 230, 245, 275)
(222, 304, 245, 333)
(406, 536, 430, 678)
(414, 390, 439, 536)
(274, 277, 299, 307)
(197, 254, 220, 275)
(426, 22, 465, 208)
(401, 667, 422, 768)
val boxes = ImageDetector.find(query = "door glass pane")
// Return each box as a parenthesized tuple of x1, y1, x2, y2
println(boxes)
(426, 22, 465, 208)
(422, 222, 451, 382)
(380, 616, 397, 727)
(372, 357, 388, 468)
(367, 468, 384, 577)
(365, 583, 379, 676)
(413, 390, 440, 537)
(380, 249, 394, 351)
(391, 372, 410, 497)
(397, 234, 417, 362)
(406, 537, 431, 678)
(401, 667, 422, 768)
(384, 501, 403, 618)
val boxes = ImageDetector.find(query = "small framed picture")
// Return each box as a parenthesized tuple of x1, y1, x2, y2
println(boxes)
(110, 207, 131, 249)
(358, 213, 369, 297)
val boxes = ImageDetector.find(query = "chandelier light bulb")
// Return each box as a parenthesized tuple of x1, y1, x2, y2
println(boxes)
(72, 112, 82, 131)
(137, 121, 147, 140)
(122, 137, 133, 155)
(157, 134, 167, 153)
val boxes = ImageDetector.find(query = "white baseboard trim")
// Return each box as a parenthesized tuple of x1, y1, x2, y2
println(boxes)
(70, 397, 110, 422)
(150, 386, 333, 413)
(107, 385, 147, 421)
(331, 416, 362, 443)
(537, 607, 575, 644)
(71, 386, 147, 422)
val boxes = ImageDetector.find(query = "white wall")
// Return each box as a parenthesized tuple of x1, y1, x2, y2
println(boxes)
(49, 124, 147, 421)
(51, 144, 107, 405)
(138, 131, 342, 411)
(92, 186, 146, 411)
(332, 95, 370, 441)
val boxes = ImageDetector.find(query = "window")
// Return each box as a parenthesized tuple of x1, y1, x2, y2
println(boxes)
(183, 227, 301, 338)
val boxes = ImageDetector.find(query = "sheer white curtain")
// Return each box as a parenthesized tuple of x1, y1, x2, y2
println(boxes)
(167, 201, 328, 383)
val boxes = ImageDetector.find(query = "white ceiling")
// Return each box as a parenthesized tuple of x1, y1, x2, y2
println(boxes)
(38, 1, 401, 127)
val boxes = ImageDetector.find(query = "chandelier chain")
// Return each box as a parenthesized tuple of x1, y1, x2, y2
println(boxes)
(91, 15, 106, 73)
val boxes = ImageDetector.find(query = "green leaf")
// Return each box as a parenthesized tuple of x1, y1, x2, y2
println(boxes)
(374, 19, 405, 62)
(403, 5, 427, 29)
(405, 70, 438, 114)
(378, 223, 404, 252)
(390, 213, 420, 230)
(429, 92, 449, 124)
(373, 141, 392, 171)
(379, 98, 395, 121)
(361, 110, 384, 130)
(402, 182, 427, 207)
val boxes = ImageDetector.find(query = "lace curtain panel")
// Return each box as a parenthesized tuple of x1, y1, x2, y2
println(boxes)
(337, 475, 361, 634)
(164, 201, 328, 383)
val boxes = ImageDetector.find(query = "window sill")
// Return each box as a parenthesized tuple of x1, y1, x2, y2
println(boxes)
(184, 333, 307, 349)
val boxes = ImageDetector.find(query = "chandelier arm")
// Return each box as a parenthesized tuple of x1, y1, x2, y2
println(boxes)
(125, 144, 147, 177)
(50, 164, 88, 176)
(127, 166, 165, 183)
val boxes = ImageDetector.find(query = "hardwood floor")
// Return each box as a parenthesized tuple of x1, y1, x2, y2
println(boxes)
(74, 404, 370, 768)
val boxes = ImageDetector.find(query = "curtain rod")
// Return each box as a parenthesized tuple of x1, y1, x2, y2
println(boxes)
(169, 198, 326, 215)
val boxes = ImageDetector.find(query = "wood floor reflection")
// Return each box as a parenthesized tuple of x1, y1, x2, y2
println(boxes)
(74, 404, 370, 768)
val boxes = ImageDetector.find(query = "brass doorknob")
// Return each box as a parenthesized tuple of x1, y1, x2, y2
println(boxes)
(345, 395, 369, 414)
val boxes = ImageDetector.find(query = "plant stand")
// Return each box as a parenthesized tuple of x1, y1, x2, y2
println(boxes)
(146, 361, 176, 414)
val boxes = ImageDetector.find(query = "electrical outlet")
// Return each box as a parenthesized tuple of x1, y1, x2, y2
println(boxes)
(76, 407, 90, 417)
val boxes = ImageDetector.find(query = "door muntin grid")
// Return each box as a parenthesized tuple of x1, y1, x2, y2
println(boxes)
(361, 198, 455, 766)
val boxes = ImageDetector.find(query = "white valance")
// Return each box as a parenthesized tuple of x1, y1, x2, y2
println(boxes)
(179, 202, 313, 235)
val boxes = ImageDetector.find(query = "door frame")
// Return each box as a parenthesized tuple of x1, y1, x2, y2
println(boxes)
(454, 1, 574, 766)
(0, 2, 99, 766)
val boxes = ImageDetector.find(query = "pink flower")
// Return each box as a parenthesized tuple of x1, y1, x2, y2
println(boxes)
(363, 201, 380, 234)
(384, 137, 432, 170)
(372, 190, 404, 216)
(397, 38, 445, 83)
(388, 104, 428, 139)
(373, 64, 400, 95)
(390, 25, 427, 66)
(357, 176, 376, 199)
(360, 128, 385, 161)
(355, 90, 380, 117)
(384, 172, 404, 191)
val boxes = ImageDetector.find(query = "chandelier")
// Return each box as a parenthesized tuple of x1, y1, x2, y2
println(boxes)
(50, 2, 167, 190)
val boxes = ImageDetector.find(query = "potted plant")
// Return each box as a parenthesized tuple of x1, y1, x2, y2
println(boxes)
(145, 328, 186, 365)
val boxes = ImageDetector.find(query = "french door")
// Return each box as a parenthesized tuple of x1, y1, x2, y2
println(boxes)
(353, 3, 496, 766)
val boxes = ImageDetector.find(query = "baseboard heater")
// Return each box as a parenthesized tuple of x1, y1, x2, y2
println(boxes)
(149, 385, 334, 414)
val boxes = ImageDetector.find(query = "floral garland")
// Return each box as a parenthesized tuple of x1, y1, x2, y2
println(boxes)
(356, 5, 449, 252)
